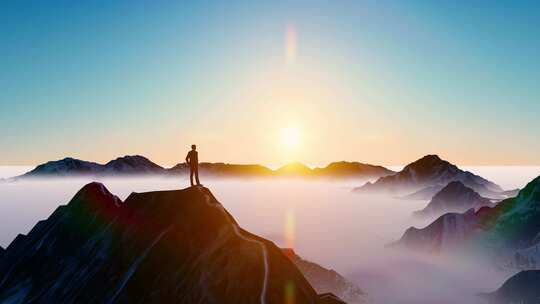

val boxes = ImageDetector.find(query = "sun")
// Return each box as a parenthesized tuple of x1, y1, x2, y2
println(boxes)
(280, 127, 301, 150)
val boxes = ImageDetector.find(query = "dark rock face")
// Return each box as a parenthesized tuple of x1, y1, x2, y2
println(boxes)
(355, 155, 504, 199)
(0, 183, 344, 304)
(413, 181, 493, 218)
(283, 249, 365, 304)
(22, 155, 164, 177)
(396, 209, 481, 253)
(480, 270, 540, 304)
(395, 176, 540, 254)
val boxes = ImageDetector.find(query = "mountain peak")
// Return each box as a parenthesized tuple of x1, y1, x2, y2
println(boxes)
(67, 182, 123, 216)
(435, 181, 472, 196)
(0, 183, 345, 303)
(419, 154, 443, 162)
(103, 155, 163, 173)
(403, 154, 452, 173)
(109, 155, 150, 162)
(413, 180, 492, 218)
(356, 154, 503, 198)
(276, 162, 312, 174)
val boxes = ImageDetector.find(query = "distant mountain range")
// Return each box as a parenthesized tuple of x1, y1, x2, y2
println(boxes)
(412, 181, 494, 218)
(15, 155, 395, 180)
(394, 175, 540, 255)
(355, 154, 508, 199)
(0, 183, 347, 303)
(21, 155, 164, 177)
(385, 174, 540, 304)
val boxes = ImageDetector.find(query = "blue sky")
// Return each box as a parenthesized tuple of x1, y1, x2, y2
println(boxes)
(1, 1, 539, 166)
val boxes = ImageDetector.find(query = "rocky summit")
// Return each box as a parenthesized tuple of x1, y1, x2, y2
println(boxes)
(355, 154, 504, 199)
(0, 183, 345, 304)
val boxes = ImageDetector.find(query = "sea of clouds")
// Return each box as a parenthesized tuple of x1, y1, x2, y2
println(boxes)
(1, 166, 539, 303)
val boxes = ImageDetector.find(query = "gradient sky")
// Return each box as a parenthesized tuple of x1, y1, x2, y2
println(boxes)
(1, 1, 540, 166)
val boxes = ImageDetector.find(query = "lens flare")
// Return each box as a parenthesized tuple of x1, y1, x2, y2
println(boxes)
(285, 24, 297, 64)
(285, 280, 296, 304)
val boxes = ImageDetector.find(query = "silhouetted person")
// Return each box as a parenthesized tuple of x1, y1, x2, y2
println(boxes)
(186, 144, 200, 186)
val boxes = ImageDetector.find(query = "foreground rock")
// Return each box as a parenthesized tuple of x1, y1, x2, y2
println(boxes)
(355, 155, 504, 199)
(413, 181, 494, 218)
(0, 183, 344, 303)
(283, 249, 365, 304)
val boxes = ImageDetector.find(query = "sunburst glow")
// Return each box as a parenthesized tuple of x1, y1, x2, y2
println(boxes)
(280, 127, 301, 150)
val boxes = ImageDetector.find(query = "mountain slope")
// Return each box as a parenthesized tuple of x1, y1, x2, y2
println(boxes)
(480, 270, 540, 304)
(23, 157, 103, 176)
(355, 155, 504, 199)
(399, 185, 445, 200)
(103, 155, 164, 174)
(413, 181, 493, 218)
(283, 249, 365, 304)
(0, 183, 344, 304)
(311, 162, 394, 179)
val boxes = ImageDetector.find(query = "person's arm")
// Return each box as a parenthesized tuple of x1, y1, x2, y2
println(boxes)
(185, 152, 190, 165)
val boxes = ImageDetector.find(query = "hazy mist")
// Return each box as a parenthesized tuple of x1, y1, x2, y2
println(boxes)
(1, 166, 539, 303)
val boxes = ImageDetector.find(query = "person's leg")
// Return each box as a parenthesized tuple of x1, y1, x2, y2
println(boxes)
(190, 168, 195, 186)
(195, 166, 200, 185)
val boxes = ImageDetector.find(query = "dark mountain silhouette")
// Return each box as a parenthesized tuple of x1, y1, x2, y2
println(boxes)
(395, 208, 480, 253)
(0, 183, 345, 303)
(17, 156, 393, 180)
(311, 161, 394, 179)
(283, 249, 365, 304)
(479, 270, 540, 304)
(21, 155, 164, 177)
(23, 157, 103, 176)
(275, 162, 314, 176)
(413, 181, 493, 218)
(394, 176, 540, 255)
(355, 154, 505, 199)
(103, 155, 164, 174)
(399, 185, 445, 200)
(169, 161, 393, 179)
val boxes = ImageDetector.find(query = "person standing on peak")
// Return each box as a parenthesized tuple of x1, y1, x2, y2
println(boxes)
(185, 144, 201, 186)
